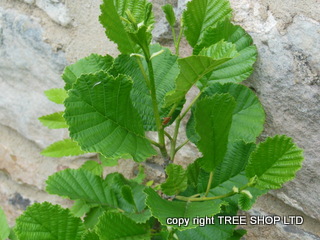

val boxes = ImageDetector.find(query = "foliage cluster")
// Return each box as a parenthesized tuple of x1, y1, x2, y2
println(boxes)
(0, 0, 303, 239)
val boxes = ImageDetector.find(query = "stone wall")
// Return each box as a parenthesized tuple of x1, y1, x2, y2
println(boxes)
(0, 0, 319, 239)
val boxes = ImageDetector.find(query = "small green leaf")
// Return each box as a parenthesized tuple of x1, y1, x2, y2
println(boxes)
(62, 54, 114, 90)
(96, 212, 150, 240)
(162, 4, 176, 27)
(183, 0, 232, 47)
(238, 192, 252, 211)
(44, 88, 68, 104)
(246, 135, 304, 189)
(84, 207, 105, 229)
(194, 94, 236, 172)
(121, 185, 136, 208)
(0, 207, 10, 240)
(161, 164, 188, 195)
(132, 165, 146, 184)
(41, 139, 86, 157)
(99, 154, 120, 167)
(15, 202, 85, 240)
(81, 160, 103, 176)
(64, 71, 156, 162)
(145, 188, 223, 230)
(39, 111, 68, 129)
(227, 229, 247, 240)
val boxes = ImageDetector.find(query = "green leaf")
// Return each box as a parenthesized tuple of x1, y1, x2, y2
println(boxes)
(199, 40, 238, 59)
(187, 83, 265, 144)
(44, 88, 68, 104)
(62, 54, 114, 90)
(162, 4, 176, 27)
(41, 139, 86, 157)
(70, 200, 93, 218)
(246, 135, 304, 189)
(47, 169, 151, 223)
(176, 222, 236, 240)
(39, 111, 68, 129)
(0, 207, 10, 240)
(183, 0, 232, 47)
(194, 19, 257, 85)
(110, 44, 180, 130)
(161, 164, 188, 195)
(82, 230, 100, 240)
(84, 207, 105, 229)
(164, 56, 232, 108)
(96, 212, 150, 240)
(194, 94, 236, 172)
(15, 202, 85, 240)
(145, 188, 223, 230)
(99, 154, 120, 167)
(64, 71, 156, 162)
(121, 185, 136, 208)
(238, 192, 252, 211)
(99, 0, 154, 54)
(81, 160, 103, 176)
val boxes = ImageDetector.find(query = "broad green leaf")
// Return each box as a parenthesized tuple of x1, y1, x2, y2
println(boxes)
(176, 222, 236, 240)
(82, 230, 100, 240)
(194, 94, 236, 172)
(161, 164, 188, 195)
(194, 19, 257, 85)
(162, 4, 176, 27)
(15, 202, 85, 240)
(39, 111, 68, 129)
(81, 160, 103, 176)
(46, 169, 109, 204)
(183, 0, 232, 47)
(145, 188, 223, 230)
(71, 200, 94, 218)
(99, 0, 154, 54)
(44, 88, 68, 104)
(211, 141, 255, 188)
(96, 212, 150, 240)
(187, 83, 265, 144)
(246, 135, 304, 189)
(164, 56, 232, 108)
(0, 207, 10, 240)
(64, 71, 156, 162)
(41, 139, 86, 157)
(110, 44, 180, 130)
(62, 54, 114, 90)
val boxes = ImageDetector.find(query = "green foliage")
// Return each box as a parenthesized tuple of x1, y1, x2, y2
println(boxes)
(41, 138, 86, 157)
(246, 135, 304, 189)
(17, 0, 304, 239)
(161, 164, 188, 195)
(39, 111, 68, 129)
(0, 207, 10, 240)
(15, 202, 85, 240)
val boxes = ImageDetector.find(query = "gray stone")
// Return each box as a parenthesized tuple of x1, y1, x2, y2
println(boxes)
(23, 0, 72, 26)
(0, 8, 68, 148)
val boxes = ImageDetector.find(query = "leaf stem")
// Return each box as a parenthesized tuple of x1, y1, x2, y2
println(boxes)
(205, 172, 214, 197)
(147, 138, 161, 148)
(164, 130, 173, 141)
(175, 19, 184, 56)
(175, 139, 189, 153)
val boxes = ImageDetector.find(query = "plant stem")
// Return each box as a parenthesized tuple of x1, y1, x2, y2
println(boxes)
(175, 19, 184, 56)
(205, 172, 214, 197)
(175, 139, 189, 153)
(170, 117, 181, 162)
(147, 138, 161, 148)
(175, 183, 252, 202)
(142, 46, 169, 161)
(164, 130, 173, 141)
